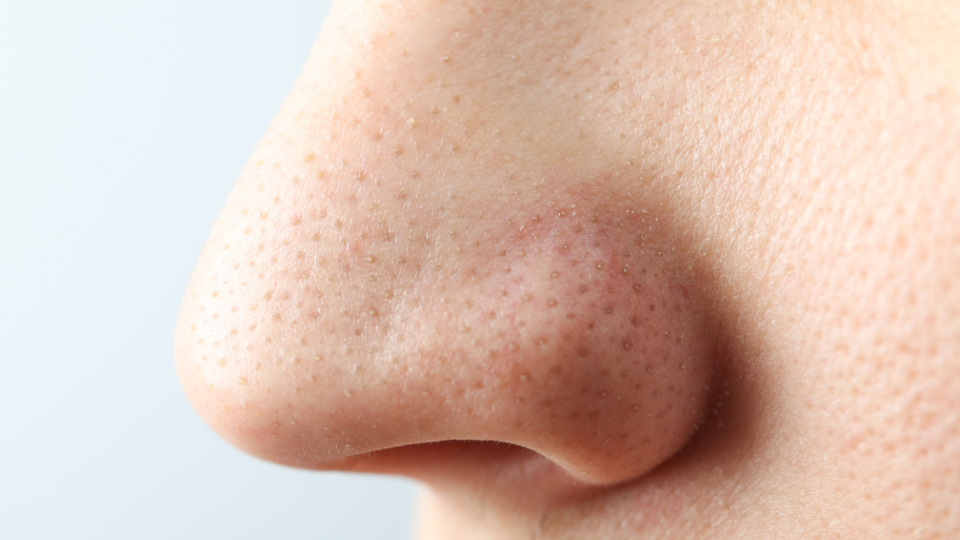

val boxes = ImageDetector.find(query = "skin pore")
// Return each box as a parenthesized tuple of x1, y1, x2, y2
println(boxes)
(175, 1, 960, 538)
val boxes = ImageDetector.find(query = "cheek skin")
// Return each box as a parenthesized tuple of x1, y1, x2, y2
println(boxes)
(175, 155, 716, 486)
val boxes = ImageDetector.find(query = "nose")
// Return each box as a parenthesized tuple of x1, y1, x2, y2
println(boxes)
(174, 3, 718, 489)
(175, 157, 716, 487)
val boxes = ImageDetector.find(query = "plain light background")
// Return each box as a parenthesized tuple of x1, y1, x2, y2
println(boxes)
(0, 1, 417, 538)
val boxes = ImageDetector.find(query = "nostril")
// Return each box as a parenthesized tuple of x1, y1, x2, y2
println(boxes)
(345, 441, 614, 504)
(356, 440, 540, 473)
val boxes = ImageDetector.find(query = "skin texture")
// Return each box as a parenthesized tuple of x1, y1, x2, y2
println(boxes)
(175, 0, 960, 537)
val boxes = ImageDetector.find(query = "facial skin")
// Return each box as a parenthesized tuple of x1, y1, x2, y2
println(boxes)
(175, 0, 960, 537)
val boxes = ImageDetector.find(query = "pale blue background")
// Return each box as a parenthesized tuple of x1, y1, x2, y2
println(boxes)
(0, 1, 417, 538)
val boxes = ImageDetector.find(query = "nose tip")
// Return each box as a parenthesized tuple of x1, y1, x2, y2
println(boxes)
(176, 181, 715, 487)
